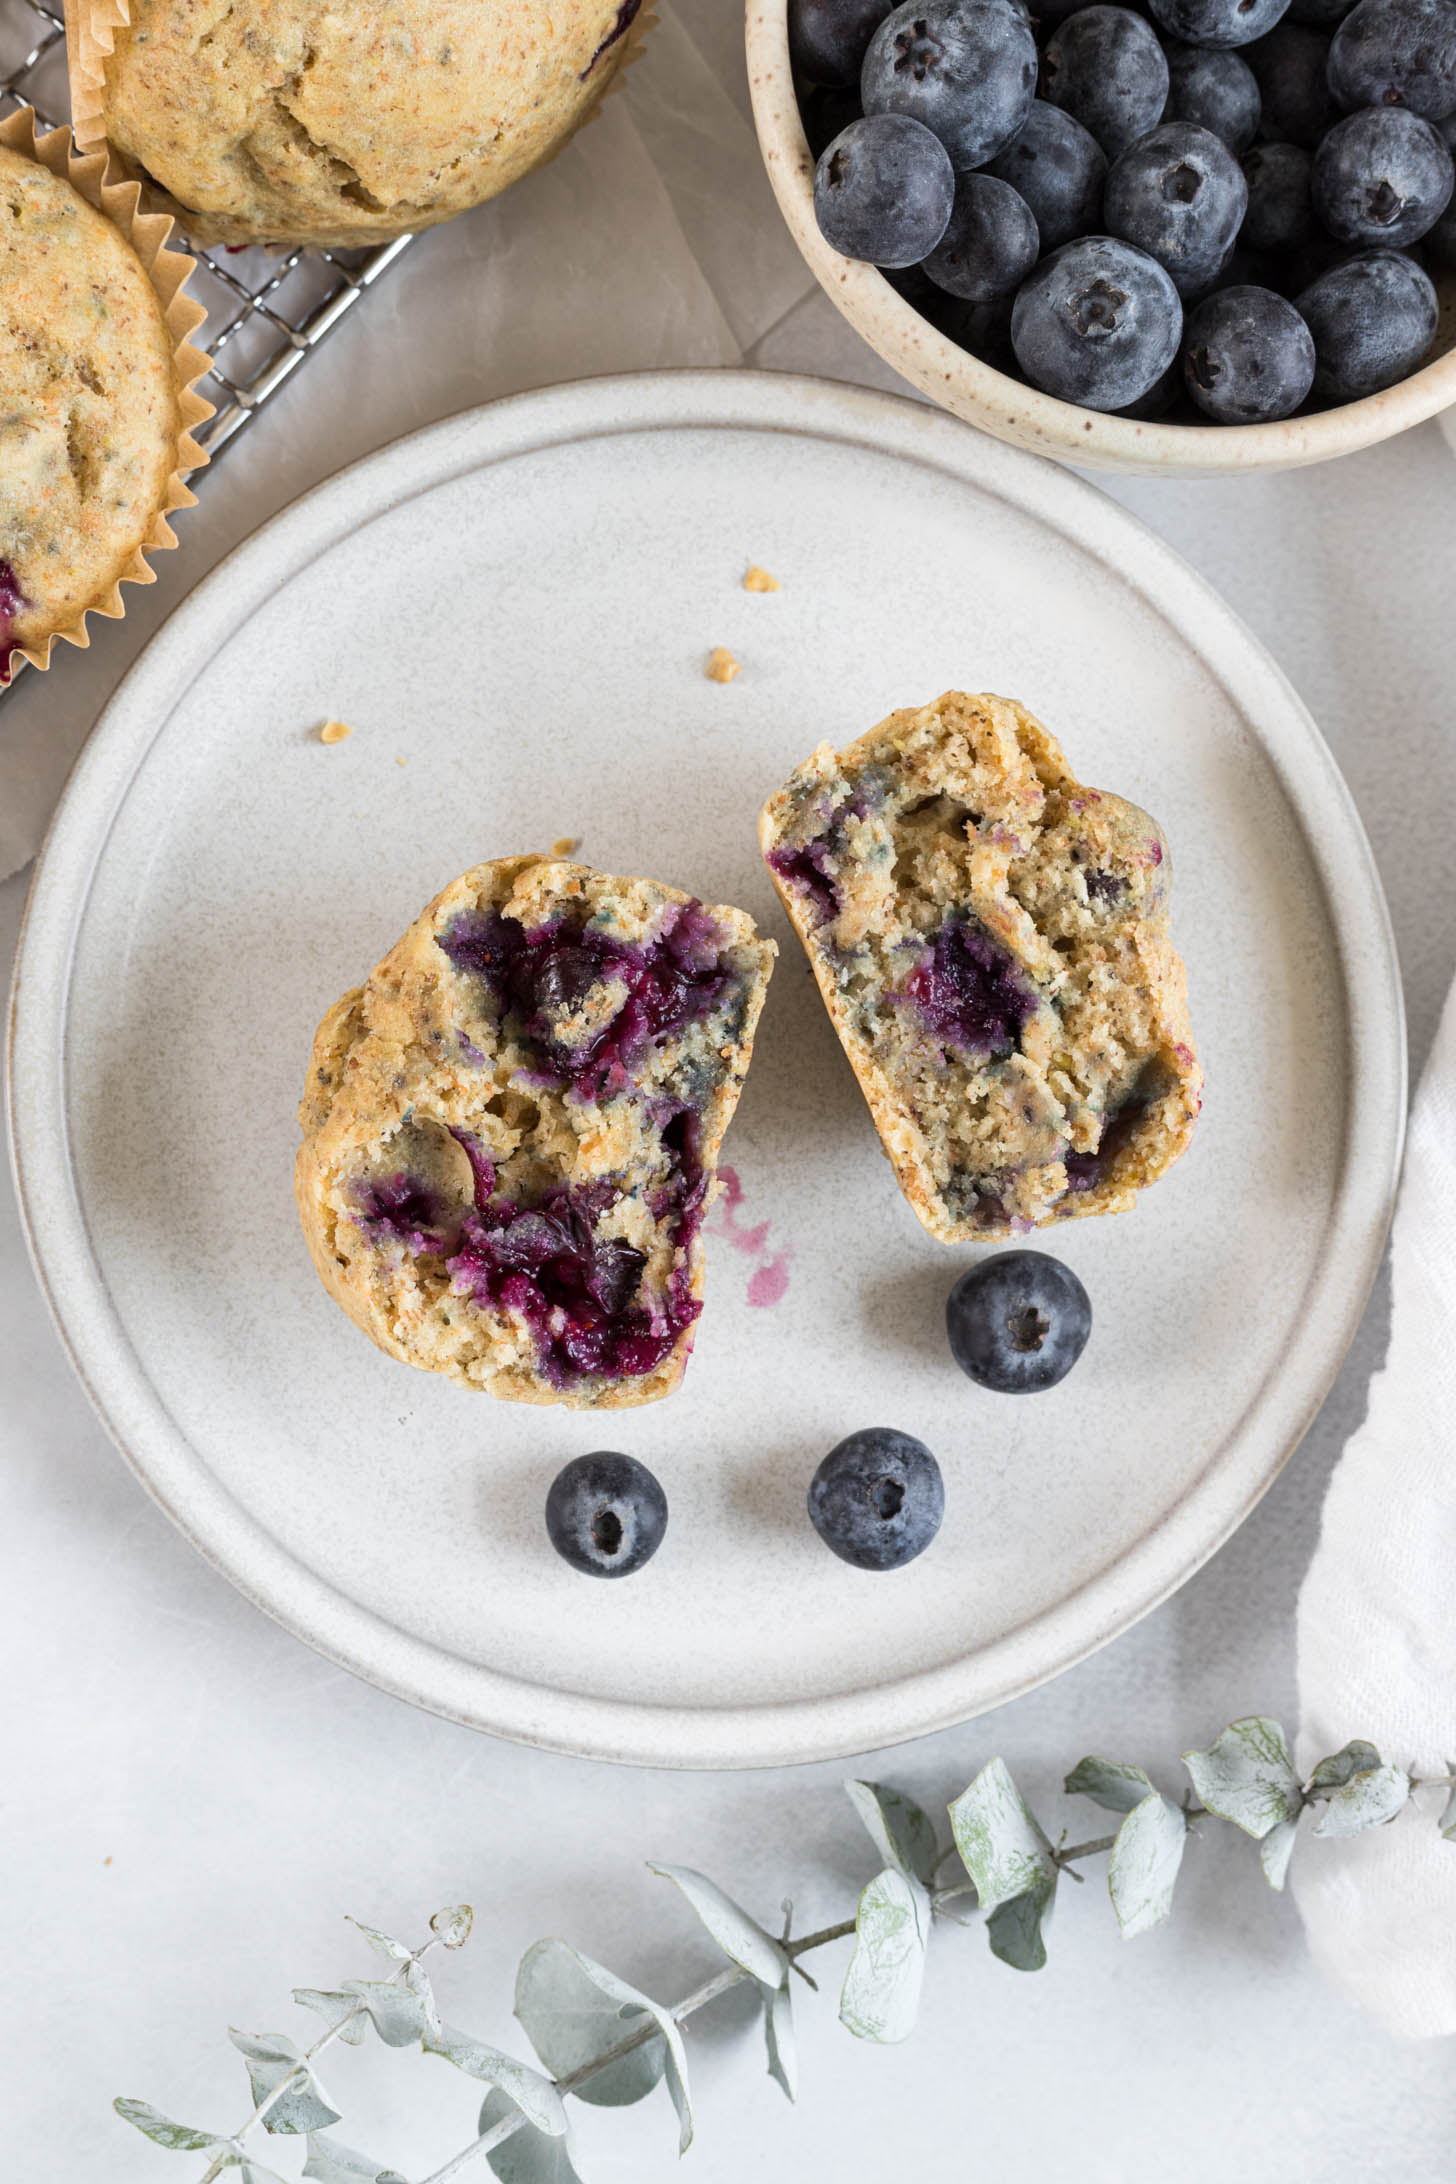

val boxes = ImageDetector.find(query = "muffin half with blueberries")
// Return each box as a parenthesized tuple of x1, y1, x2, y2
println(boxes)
(760, 690, 1201, 1240)
(296, 856, 775, 1408)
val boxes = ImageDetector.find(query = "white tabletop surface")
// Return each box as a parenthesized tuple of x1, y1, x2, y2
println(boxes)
(6, 5, 1456, 2174)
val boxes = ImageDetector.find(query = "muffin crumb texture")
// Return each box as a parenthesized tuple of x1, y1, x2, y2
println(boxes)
(759, 690, 1201, 1241)
(318, 718, 353, 744)
(295, 855, 775, 1407)
(706, 647, 741, 683)
(99, 0, 648, 247)
(744, 565, 781, 592)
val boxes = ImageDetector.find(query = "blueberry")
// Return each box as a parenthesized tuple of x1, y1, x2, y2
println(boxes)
(545, 1451, 668, 1578)
(1104, 120, 1249, 292)
(1115, 355, 1188, 412)
(791, 0, 896, 87)
(861, 0, 1039, 167)
(807, 1428, 945, 1569)
(802, 82, 866, 157)
(1287, 0, 1355, 23)
(1295, 247, 1439, 396)
(923, 169, 1041, 294)
(1327, 0, 1456, 122)
(1042, 8, 1171, 159)
(1212, 236, 1288, 284)
(1146, 0, 1293, 48)
(1162, 41, 1263, 153)
(945, 1250, 1091, 1393)
(987, 99, 1109, 246)
(1013, 235, 1184, 406)
(1426, 185, 1456, 257)
(1240, 138, 1317, 244)
(1182, 281, 1316, 414)
(814, 113, 957, 262)
(928, 286, 1021, 368)
(1312, 105, 1453, 245)
(1245, 22, 1337, 144)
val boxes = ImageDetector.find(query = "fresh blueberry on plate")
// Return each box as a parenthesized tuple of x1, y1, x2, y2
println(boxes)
(791, 0, 898, 88)
(808, 1428, 946, 1569)
(862, 0, 1039, 168)
(1103, 120, 1249, 294)
(1295, 246, 1439, 397)
(813, 112, 957, 262)
(545, 1451, 668, 1578)
(1011, 233, 1184, 407)
(986, 99, 1109, 249)
(946, 1250, 1092, 1393)
(1042, 6, 1171, 158)
(923, 169, 1041, 297)
(1161, 40, 1263, 154)
(1240, 139, 1317, 249)
(1327, 0, 1456, 122)
(1311, 105, 1454, 248)
(1183, 282, 1317, 416)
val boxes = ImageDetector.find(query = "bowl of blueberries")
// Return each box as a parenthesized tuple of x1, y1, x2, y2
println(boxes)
(746, 0, 1456, 471)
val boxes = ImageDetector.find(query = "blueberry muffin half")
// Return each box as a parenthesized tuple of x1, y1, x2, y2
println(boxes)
(296, 857, 775, 1407)
(759, 691, 1201, 1241)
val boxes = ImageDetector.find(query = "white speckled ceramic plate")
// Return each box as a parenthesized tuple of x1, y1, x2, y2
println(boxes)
(8, 373, 1404, 1769)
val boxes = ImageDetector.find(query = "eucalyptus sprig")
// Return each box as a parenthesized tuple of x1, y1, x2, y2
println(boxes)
(118, 1718, 1456, 2182)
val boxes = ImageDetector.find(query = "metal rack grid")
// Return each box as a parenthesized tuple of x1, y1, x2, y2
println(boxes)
(1, 0, 413, 683)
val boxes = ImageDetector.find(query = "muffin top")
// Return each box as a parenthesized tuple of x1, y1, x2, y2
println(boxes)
(0, 144, 181, 673)
(100, 0, 645, 248)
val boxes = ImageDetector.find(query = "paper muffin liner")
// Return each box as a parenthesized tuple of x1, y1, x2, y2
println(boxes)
(0, 104, 212, 677)
(65, 0, 658, 246)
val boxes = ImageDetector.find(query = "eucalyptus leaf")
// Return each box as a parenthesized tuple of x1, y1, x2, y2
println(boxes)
(423, 2024, 568, 2138)
(515, 1940, 692, 2151)
(1260, 1816, 1299, 1891)
(985, 1878, 1055, 1971)
(647, 1863, 788, 1989)
(1181, 1719, 1302, 1840)
(1312, 1762, 1411, 1839)
(948, 1758, 1057, 1915)
(763, 1981, 796, 2102)
(1064, 1757, 1157, 1815)
(113, 2099, 228, 2153)
(228, 2030, 341, 2136)
(1107, 1793, 1186, 1938)
(293, 1990, 367, 2045)
(843, 1781, 941, 1888)
(1306, 1740, 1384, 1794)
(301, 2136, 410, 2184)
(431, 1904, 475, 1949)
(346, 1919, 414, 1965)
(1440, 1774, 1456, 1842)
(839, 1865, 931, 2042)
(479, 2089, 586, 2184)
(339, 1979, 429, 2049)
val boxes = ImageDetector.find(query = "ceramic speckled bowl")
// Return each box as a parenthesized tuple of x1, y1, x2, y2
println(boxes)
(745, 0, 1456, 477)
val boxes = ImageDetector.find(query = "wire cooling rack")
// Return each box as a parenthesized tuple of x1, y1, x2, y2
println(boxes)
(1, 0, 413, 459)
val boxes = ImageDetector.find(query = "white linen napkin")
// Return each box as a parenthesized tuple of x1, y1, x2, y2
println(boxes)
(1294, 975, 1456, 2038)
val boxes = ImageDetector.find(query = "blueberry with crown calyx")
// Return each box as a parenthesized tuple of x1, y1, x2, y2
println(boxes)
(946, 1250, 1092, 1392)
(808, 1429, 945, 1569)
(545, 1451, 668, 1578)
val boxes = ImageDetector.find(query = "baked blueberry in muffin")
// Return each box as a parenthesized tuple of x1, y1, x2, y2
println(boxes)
(759, 691, 1200, 1241)
(296, 856, 775, 1406)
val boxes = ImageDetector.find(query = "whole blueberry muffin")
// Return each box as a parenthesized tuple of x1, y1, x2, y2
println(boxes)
(0, 140, 183, 677)
(93, 0, 647, 248)
(759, 691, 1201, 1241)
(296, 856, 774, 1407)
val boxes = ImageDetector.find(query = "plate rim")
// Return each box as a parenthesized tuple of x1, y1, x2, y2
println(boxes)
(5, 368, 1407, 1769)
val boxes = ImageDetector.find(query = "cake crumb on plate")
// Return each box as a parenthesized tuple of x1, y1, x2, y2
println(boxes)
(706, 647, 741, 683)
(551, 836, 580, 857)
(744, 565, 780, 592)
(318, 719, 353, 744)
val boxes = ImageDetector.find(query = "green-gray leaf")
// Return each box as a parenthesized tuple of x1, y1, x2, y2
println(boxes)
(948, 1758, 1056, 1914)
(985, 1878, 1055, 1971)
(340, 1979, 429, 2049)
(228, 2031, 341, 2136)
(1181, 1719, 1302, 1840)
(1440, 1774, 1456, 1842)
(763, 1981, 796, 2102)
(1108, 1793, 1186, 1938)
(647, 1863, 788, 1989)
(113, 2099, 227, 2153)
(431, 1904, 474, 1949)
(1306, 1740, 1384, 1794)
(843, 1781, 941, 1888)
(423, 2024, 568, 2138)
(1064, 1757, 1157, 1815)
(345, 1919, 414, 1964)
(839, 1865, 931, 2042)
(479, 2089, 586, 2184)
(515, 1940, 692, 2151)
(293, 1990, 367, 2045)
(1260, 1816, 1299, 1891)
(301, 2135, 410, 2184)
(1312, 1761, 1411, 1838)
